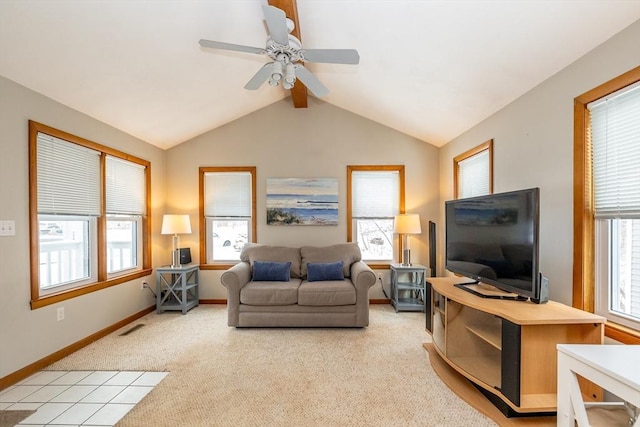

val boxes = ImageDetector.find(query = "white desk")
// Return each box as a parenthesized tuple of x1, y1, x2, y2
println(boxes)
(557, 344, 640, 427)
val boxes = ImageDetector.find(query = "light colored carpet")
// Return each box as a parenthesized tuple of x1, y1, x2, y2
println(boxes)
(46, 305, 496, 426)
(0, 410, 35, 427)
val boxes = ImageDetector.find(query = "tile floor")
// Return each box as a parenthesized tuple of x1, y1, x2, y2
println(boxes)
(0, 370, 167, 426)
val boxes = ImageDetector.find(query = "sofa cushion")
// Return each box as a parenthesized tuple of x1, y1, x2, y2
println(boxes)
(298, 279, 356, 306)
(300, 243, 361, 278)
(307, 261, 344, 282)
(240, 243, 302, 278)
(252, 260, 291, 282)
(240, 279, 301, 306)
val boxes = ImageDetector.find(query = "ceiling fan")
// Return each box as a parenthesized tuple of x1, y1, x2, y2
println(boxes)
(199, 4, 359, 99)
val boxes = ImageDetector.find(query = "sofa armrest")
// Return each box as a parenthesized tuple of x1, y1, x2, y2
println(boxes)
(221, 262, 252, 290)
(350, 260, 376, 291)
(220, 262, 252, 326)
(350, 261, 376, 326)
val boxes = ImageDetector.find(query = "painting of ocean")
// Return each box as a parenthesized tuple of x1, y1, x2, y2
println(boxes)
(266, 178, 338, 225)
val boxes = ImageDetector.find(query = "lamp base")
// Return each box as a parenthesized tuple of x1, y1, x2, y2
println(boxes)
(171, 249, 182, 269)
(171, 235, 181, 268)
(401, 249, 412, 266)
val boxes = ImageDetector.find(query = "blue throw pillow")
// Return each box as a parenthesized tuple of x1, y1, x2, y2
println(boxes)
(307, 261, 344, 282)
(252, 261, 291, 282)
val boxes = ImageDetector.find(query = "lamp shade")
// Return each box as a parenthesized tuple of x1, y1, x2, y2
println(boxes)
(161, 214, 192, 235)
(394, 213, 422, 235)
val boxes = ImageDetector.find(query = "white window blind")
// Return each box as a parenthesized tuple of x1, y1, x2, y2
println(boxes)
(589, 82, 640, 219)
(352, 171, 399, 218)
(37, 133, 100, 216)
(204, 172, 252, 217)
(106, 156, 146, 215)
(457, 149, 490, 199)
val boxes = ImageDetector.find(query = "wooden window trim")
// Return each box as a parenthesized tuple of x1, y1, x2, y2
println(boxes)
(28, 121, 151, 309)
(198, 166, 257, 270)
(573, 66, 640, 344)
(453, 139, 494, 199)
(346, 165, 405, 268)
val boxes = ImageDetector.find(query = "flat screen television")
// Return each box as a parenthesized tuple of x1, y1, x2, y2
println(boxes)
(445, 188, 548, 303)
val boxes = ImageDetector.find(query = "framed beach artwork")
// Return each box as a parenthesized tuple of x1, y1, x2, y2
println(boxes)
(266, 178, 338, 225)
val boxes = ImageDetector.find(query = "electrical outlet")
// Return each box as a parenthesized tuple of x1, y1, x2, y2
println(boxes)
(377, 273, 383, 281)
(141, 281, 148, 290)
(57, 307, 65, 321)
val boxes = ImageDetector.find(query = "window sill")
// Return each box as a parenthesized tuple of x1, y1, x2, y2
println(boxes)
(199, 263, 236, 270)
(31, 268, 153, 309)
(365, 263, 392, 270)
(605, 321, 640, 344)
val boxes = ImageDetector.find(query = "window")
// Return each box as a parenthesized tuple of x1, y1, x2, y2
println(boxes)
(38, 215, 96, 291)
(453, 139, 493, 199)
(595, 219, 640, 329)
(199, 167, 256, 268)
(590, 82, 640, 330)
(106, 216, 141, 274)
(105, 156, 146, 276)
(347, 165, 405, 267)
(574, 67, 640, 343)
(29, 121, 151, 309)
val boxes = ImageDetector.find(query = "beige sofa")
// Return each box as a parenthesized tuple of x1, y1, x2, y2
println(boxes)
(220, 243, 377, 327)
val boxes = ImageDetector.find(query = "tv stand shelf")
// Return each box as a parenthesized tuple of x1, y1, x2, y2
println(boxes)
(425, 277, 605, 416)
(465, 318, 502, 350)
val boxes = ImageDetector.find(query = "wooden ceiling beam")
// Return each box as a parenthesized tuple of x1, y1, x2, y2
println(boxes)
(268, 0, 308, 108)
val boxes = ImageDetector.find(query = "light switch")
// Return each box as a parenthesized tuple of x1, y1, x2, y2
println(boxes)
(0, 220, 16, 236)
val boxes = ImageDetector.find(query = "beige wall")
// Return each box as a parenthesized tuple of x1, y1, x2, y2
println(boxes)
(0, 77, 166, 378)
(165, 98, 440, 300)
(438, 20, 640, 304)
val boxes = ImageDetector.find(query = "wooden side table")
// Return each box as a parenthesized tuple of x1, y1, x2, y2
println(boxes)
(156, 265, 199, 314)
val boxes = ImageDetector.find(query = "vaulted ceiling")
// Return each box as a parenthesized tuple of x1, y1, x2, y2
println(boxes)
(1, 1, 638, 149)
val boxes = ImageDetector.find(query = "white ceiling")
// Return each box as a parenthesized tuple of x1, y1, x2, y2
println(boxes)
(1, 1, 638, 150)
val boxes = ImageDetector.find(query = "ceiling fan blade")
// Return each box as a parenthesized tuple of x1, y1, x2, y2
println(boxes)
(302, 49, 360, 65)
(244, 63, 274, 90)
(199, 39, 265, 55)
(262, 5, 290, 46)
(293, 64, 329, 98)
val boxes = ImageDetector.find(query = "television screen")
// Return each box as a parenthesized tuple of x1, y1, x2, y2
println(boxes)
(445, 188, 541, 301)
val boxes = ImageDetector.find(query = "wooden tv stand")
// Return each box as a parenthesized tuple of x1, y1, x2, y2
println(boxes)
(425, 277, 605, 416)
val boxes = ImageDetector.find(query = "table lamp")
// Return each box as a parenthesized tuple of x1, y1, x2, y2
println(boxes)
(161, 214, 192, 268)
(394, 213, 422, 266)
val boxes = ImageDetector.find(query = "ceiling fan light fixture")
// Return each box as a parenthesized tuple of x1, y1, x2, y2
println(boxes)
(283, 81, 294, 90)
(271, 61, 283, 81)
(284, 63, 296, 84)
(268, 79, 279, 87)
